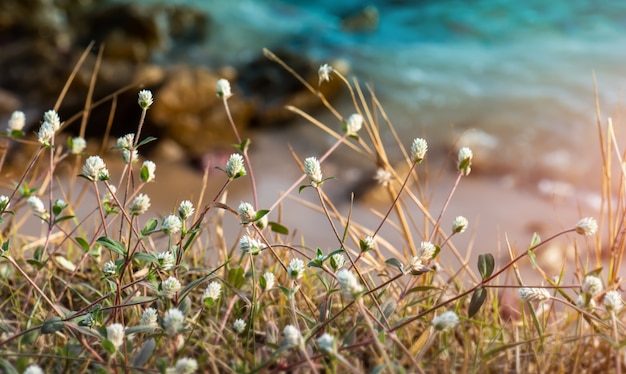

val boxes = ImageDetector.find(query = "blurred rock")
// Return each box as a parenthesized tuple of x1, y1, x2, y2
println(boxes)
(341, 5, 380, 33)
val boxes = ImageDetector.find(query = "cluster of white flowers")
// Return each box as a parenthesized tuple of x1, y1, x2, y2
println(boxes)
(233, 318, 246, 334)
(141, 307, 159, 327)
(157, 250, 175, 271)
(129, 193, 151, 215)
(166, 357, 198, 374)
(337, 269, 363, 299)
(162, 214, 183, 235)
(225, 153, 246, 179)
(106, 323, 125, 350)
(330, 253, 345, 270)
(604, 290, 624, 314)
(0, 195, 9, 211)
(70, 137, 86, 155)
(262, 272, 275, 290)
(304, 157, 323, 187)
(216, 78, 233, 99)
(103, 261, 116, 276)
(178, 200, 195, 220)
(203, 281, 222, 302)
(141, 160, 156, 183)
(316, 333, 336, 354)
(575, 217, 598, 236)
(318, 64, 333, 85)
(410, 138, 428, 164)
(577, 274, 603, 311)
(163, 308, 185, 336)
(7, 110, 25, 133)
(239, 235, 266, 255)
(452, 216, 469, 234)
(23, 365, 44, 374)
(407, 241, 436, 275)
(27, 196, 46, 216)
(282, 325, 303, 348)
(162, 276, 182, 299)
(374, 168, 392, 187)
(287, 258, 306, 280)
(361, 236, 375, 252)
(138, 89, 154, 110)
(518, 287, 551, 303)
(345, 113, 363, 137)
(82, 155, 110, 181)
(432, 311, 460, 332)
(237, 202, 256, 225)
(457, 147, 473, 176)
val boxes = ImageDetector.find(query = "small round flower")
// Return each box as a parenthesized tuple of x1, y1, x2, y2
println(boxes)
(239, 235, 266, 255)
(163, 308, 185, 335)
(575, 294, 596, 310)
(582, 275, 603, 296)
(337, 269, 363, 299)
(407, 256, 430, 275)
(304, 157, 323, 187)
(122, 149, 139, 164)
(43, 109, 61, 131)
(282, 325, 303, 348)
(374, 168, 392, 187)
(141, 307, 159, 327)
(410, 138, 428, 164)
(106, 323, 125, 350)
(316, 333, 336, 354)
(330, 253, 345, 270)
(345, 113, 363, 137)
(202, 281, 222, 302)
(457, 147, 473, 176)
(237, 202, 256, 225)
(233, 318, 246, 334)
(157, 250, 175, 271)
(161, 276, 182, 299)
(23, 365, 44, 374)
(417, 241, 436, 262)
(225, 153, 246, 179)
(0, 195, 10, 211)
(432, 311, 460, 332)
(37, 121, 55, 146)
(216, 78, 233, 99)
(518, 287, 551, 303)
(604, 290, 623, 314)
(162, 214, 182, 235)
(129, 193, 151, 215)
(140, 160, 156, 182)
(103, 260, 116, 276)
(287, 258, 306, 280)
(178, 200, 195, 220)
(138, 89, 154, 110)
(70, 137, 86, 155)
(262, 272, 275, 290)
(452, 216, 469, 234)
(318, 64, 333, 85)
(117, 134, 134, 150)
(167, 357, 198, 374)
(7, 110, 25, 132)
(82, 155, 109, 181)
(27, 196, 46, 215)
(361, 236, 375, 252)
(575, 217, 598, 236)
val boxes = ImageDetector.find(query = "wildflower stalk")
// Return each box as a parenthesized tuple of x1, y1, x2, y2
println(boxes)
(427, 172, 463, 243)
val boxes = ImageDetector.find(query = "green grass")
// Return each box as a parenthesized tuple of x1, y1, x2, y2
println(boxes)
(0, 50, 623, 374)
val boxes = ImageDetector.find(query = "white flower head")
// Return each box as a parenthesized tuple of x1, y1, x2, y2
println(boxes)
(23, 365, 44, 374)
(103, 260, 116, 276)
(262, 272, 275, 290)
(304, 157, 323, 187)
(82, 155, 109, 181)
(27, 196, 46, 215)
(457, 147, 473, 176)
(330, 253, 345, 270)
(239, 235, 266, 255)
(452, 216, 469, 234)
(582, 275, 603, 296)
(129, 193, 151, 215)
(337, 269, 363, 299)
(162, 214, 182, 235)
(37, 121, 55, 146)
(157, 250, 175, 271)
(518, 287, 551, 303)
(43, 110, 61, 131)
(282, 325, 303, 348)
(287, 258, 306, 280)
(410, 138, 428, 164)
(576, 294, 596, 310)
(361, 235, 375, 252)
(407, 256, 431, 276)
(0, 195, 9, 211)
(141, 307, 159, 327)
(374, 168, 392, 187)
(7, 110, 25, 132)
(141, 160, 156, 182)
(202, 281, 222, 302)
(604, 290, 623, 314)
(167, 357, 198, 374)
(122, 149, 139, 164)
(318, 63, 333, 85)
(178, 200, 195, 220)
(316, 333, 336, 354)
(233, 318, 246, 334)
(106, 323, 125, 350)
(163, 308, 185, 336)
(417, 241, 436, 262)
(225, 153, 246, 179)
(162, 276, 182, 299)
(117, 134, 134, 150)
(432, 311, 459, 332)
(575, 217, 598, 236)
(216, 78, 233, 99)
(138, 89, 154, 110)
(237, 202, 256, 225)
(345, 113, 363, 136)
(70, 137, 86, 155)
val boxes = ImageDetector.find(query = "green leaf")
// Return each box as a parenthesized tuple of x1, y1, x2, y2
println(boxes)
(527, 248, 537, 269)
(385, 258, 404, 272)
(141, 218, 158, 236)
(468, 287, 488, 318)
(102, 339, 116, 354)
(75, 237, 90, 252)
(477, 253, 495, 280)
(254, 210, 270, 222)
(228, 267, 245, 289)
(137, 136, 157, 147)
(96, 237, 127, 256)
(298, 185, 308, 193)
(234, 138, 250, 152)
(41, 317, 65, 334)
(26, 259, 44, 270)
(133, 252, 157, 264)
(529, 232, 541, 248)
(268, 222, 289, 235)
(277, 285, 292, 298)
(133, 338, 156, 367)
(53, 215, 75, 225)
(0, 358, 18, 374)
(1, 239, 8, 253)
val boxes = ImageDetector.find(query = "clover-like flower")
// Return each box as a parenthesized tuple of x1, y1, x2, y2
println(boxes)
(575, 217, 598, 236)
(316, 333, 336, 354)
(7, 110, 25, 132)
(318, 64, 333, 85)
(178, 200, 195, 220)
(304, 157, 323, 187)
(216, 78, 233, 99)
(138, 89, 154, 110)
(604, 290, 623, 314)
(432, 311, 459, 332)
(582, 275, 603, 296)
(330, 253, 345, 270)
(452, 216, 469, 234)
(282, 325, 303, 348)
(117, 134, 134, 150)
(345, 113, 363, 137)
(237, 202, 256, 225)
(141, 307, 159, 327)
(374, 168, 392, 187)
(162, 214, 182, 235)
(518, 287, 551, 303)
(37, 121, 55, 146)
(167, 357, 198, 374)
(262, 272, 275, 290)
(457, 147, 473, 175)
(82, 155, 109, 181)
(225, 153, 246, 179)
(23, 365, 44, 374)
(287, 258, 306, 280)
(157, 250, 175, 271)
(233, 318, 246, 334)
(0, 195, 9, 211)
(417, 241, 436, 262)
(141, 160, 156, 183)
(70, 137, 86, 155)
(106, 323, 125, 350)
(103, 261, 116, 277)
(337, 269, 363, 299)
(239, 235, 266, 255)
(27, 196, 46, 215)
(129, 193, 151, 215)
(202, 281, 222, 302)
(162, 276, 182, 299)
(43, 110, 61, 131)
(410, 138, 428, 164)
(163, 308, 185, 336)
